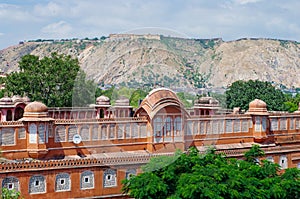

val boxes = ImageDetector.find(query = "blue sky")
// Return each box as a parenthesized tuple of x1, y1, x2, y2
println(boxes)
(1, 0, 300, 49)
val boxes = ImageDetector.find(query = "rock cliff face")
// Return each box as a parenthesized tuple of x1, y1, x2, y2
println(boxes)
(1, 36, 300, 88)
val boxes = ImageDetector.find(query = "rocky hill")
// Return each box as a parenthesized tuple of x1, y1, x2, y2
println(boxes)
(1, 35, 300, 89)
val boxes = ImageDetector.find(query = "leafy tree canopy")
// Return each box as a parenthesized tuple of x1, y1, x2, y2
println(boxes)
(284, 93, 300, 112)
(5, 53, 98, 107)
(100, 86, 149, 108)
(122, 145, 300, 199)
(1, 188, 21, 199)
(225, 80, 286, 111)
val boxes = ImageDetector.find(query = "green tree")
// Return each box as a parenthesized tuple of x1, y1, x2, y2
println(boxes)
(176, 92, 197, 108)
(5, 53, 96, 107)
(129, 89, 148, 108)
(122, 145, 300, 199)
(72, 70, 98, 107)
(283, 93, 300, 112)
(1, 188, 21, 199)
(225, 80, 286, 111)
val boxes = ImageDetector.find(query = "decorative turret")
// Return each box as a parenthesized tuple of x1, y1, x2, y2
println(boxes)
(92, 95, 111, 118)
(0, 96, 13, 105)
(192, 96, 220, 116)
(20, 101, 53, 159)
(115, 97, 130, 106)
(247, 99, 269, 143)
(22, 101, 50, 119)
(0, 95, 29, 121)
(96, 95, 110, 106)
(109, 96, 132, 118)
(247, 99, 269, 115)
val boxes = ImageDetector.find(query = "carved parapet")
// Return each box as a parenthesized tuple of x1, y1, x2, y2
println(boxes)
(0, 153, 173, 173)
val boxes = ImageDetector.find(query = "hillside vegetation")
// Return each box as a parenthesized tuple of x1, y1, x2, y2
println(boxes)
(1, 36, 300, 89)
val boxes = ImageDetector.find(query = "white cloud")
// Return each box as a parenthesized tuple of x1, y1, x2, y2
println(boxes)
(0, 3, 36, 22)
(34, 1, 65, 17)
(0, 32, 4, 36)
(234, 0, 263, 5)
(41, 21, 72, 37)
(1, 0, 300, 49)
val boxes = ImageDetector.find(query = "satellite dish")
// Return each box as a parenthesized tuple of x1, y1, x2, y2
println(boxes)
(73, 134, 82, 144)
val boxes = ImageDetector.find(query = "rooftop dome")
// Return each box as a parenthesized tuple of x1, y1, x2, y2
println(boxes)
(195, 97, 219, 105)
(0, 96, 13, 105)
(22, 101, 50, 119)
(115, 97, 130, 106)
(247, 99, 268, 115)
(24, 101, 48, 113)
(96, 95, 110, 105)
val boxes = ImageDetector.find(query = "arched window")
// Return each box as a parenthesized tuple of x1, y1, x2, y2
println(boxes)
(68, 125, 78, 142)
(101, 125, 107, 140)
(2, 176, 19, 191)
(14, 107, 24, 121)
(174, 117, 182, 136)
(29, 124, 37, 144)
(55, 126, 66, 142)
(38, 123, 46, 144)
(279, 155, 288, 169)
(125, 169, 137, 180)
(164, 117, 172, 136)
(29, 175, 46, 194)
(80, 126, 90, 141)
(81, 170, 94, 190)
(55, 173, 70, 192)
(103, 169, 117, 188)
(153, 117, 163, 137)
(100, 109, 104, 118)
(6, 110, 12, 121)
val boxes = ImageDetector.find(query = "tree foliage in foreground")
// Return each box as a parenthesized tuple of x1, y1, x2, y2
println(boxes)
(1, 188, 21, 199)
(225, 80, 286, 111)
(122, 145, 300, 199)
(5, 53, 98, 107)
(284, 93, 300, 112)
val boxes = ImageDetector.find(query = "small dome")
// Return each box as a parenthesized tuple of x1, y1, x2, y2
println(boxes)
(195, 97, 219, 105)
(96, 95, 110, 105)
(20, 101, 54, 121)
(24, 101, 48, 113)
(248, 99, 268, 114)
(0, 96, 13, 105)
(115, 97, 130, 106)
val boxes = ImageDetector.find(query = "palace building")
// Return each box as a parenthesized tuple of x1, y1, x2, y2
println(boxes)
(1, 87, 300, 198)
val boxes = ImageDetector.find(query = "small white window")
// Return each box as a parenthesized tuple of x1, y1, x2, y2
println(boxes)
(103, 169, 117, 188)
(84, 176, 90, 183)
(279, 155, 288, 169)
(106, 174, 111, 180)
(60, 179, 65, 185)
(35, 180, 40, 187)
(7, 183, 14, 190)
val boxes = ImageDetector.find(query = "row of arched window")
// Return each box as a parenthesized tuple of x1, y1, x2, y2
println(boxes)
(55, 123, 147, 142)
(1, 169, 136, 194)
(153, 116, 182, 137)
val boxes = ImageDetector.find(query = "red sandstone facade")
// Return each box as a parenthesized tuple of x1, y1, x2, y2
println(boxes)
(1, 88, 300, 198)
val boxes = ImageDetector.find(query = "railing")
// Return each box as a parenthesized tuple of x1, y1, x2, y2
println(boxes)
(54, 117, 148, 124)
(0, 153, 174, 173)
(0, 121, 24, 127)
